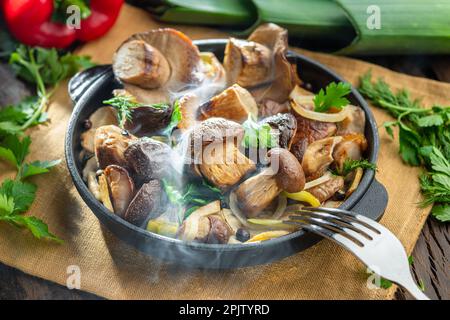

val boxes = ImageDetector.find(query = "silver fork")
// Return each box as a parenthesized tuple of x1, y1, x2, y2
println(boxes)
(284, 206, 429, 300)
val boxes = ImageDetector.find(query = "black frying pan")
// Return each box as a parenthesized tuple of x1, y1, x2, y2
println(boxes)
(65, 39, 388, 269)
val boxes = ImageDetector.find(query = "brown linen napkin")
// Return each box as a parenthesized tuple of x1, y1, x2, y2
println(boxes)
(0, 5, 448, 300)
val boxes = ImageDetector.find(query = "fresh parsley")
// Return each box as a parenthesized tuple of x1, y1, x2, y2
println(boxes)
(314, 82, 352, 113)
(337, 159, 377, 176)
(1, 45, 94, 137)
(242, 115, 277, 149)
(0, 45, 93, 241)
(0, 135, 62, 242)
(359, 71, 450, 222)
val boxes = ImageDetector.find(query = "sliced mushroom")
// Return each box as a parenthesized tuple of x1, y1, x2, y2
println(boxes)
(260, 113, 297, 149)
(98, 173, 114, 212)
(187, 118, 245, 165)
(94, 125, 136, 169)
(259, 99, 289, 117)
(104, 165, 135, 217)
(223, 38, 273, 87)
(293, 114, 337, 144)
(177, 201, 231, 244)
(336, 105, 366, 136)
(199, 140, 256, 190)
(302, 136, 342, 180)
(113, 28, 216, 104)
(333, 133, 368, 172)
(81, 107, 118, 153)
(124, 179, 162, 226)
(199, 52, 226, 87)
(124, 138, 174, 181)
(113, 39, 171, 89)
(177, 94, 200, 131)
(197, 84, 258, 123)
(307, 175, 344, 203)
(235, 148, 305, 217)
(247, 24, 300, 103)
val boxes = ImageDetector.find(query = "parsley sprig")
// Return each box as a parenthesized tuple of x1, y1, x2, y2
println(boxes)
(335, 159, 377, 176)
(314, 82, 352, 113)
(0, 135, 62, 242)
(359, 71, 450, 222)
(0, 45, 93, 241)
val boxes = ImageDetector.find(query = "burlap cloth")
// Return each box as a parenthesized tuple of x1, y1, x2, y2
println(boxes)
(1, 5, 448, 300)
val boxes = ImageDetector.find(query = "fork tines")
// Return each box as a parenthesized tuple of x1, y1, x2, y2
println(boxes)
(283, 206, 381, 248)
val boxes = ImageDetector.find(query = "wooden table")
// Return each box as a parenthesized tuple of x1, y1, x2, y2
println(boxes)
(0, 52, 448, 300)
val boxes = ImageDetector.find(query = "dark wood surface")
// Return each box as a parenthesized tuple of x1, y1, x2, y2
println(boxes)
(0, 52, 448, 300)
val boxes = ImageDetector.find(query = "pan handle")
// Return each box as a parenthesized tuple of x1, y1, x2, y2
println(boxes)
(68, 65, 112, 104)
(351, 179, 388, 221)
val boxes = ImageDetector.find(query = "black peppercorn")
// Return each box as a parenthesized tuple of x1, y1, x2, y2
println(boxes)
(236, 228, 250, 242)
(332, 190, 346, 201)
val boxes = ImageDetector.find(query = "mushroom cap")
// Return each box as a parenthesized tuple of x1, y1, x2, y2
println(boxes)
(114, 28, 203, 104)
(124, 138, 174, 181)
(113, 39, 171, 89)
(260, 113, 297, 149)
(268, 148, 305, 193)
(125, 179, 162, 226)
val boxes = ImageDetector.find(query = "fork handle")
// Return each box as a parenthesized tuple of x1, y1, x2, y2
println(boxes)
(396, 277, 430, 300)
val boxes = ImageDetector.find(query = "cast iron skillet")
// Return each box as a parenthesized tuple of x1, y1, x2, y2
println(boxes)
(65, 39, 388, 269)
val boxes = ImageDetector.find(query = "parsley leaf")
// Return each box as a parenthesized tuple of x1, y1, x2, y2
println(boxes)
(313, 82, 352, 112)
(337, 159, 377, 176)
(20, 159, 62, 180)
(431, 205, 450, 222)
(0, 179, 37, 214)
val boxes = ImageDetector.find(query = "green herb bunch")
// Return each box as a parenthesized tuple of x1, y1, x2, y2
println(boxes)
(359, 71, 450, 222)
(0, 45, 94, 241)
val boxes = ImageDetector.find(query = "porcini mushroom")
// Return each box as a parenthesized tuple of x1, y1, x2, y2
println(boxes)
(259, 113, 297, 149)
(307, 175, 345, 203)
(224, 24, 299, 103)
(197, 84, 258, 123)
(104, 165, 135, 217)
(223, 38, 272, 87)
(333, 133, 368, 172)
(199, 140, 256, 190)
(125, 179, 162, 226)
(234, 148, 305, 217)
(301, 136, 342, 180)
(94, 125, 136, 169)
(336, 105, 366, 136)
(81, 107, 118, 153)
(113, 39, 171, 89)
(124, 138, 174, 181)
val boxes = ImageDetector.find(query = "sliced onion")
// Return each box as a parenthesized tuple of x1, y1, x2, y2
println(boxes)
(229, 192, 250, 227)
(272, 194, 287, 219)
(304, 172, 333, 190)
(291, 101, 350, 122)
(180, 201, 221, 241)
(346, 167, 363, 197)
